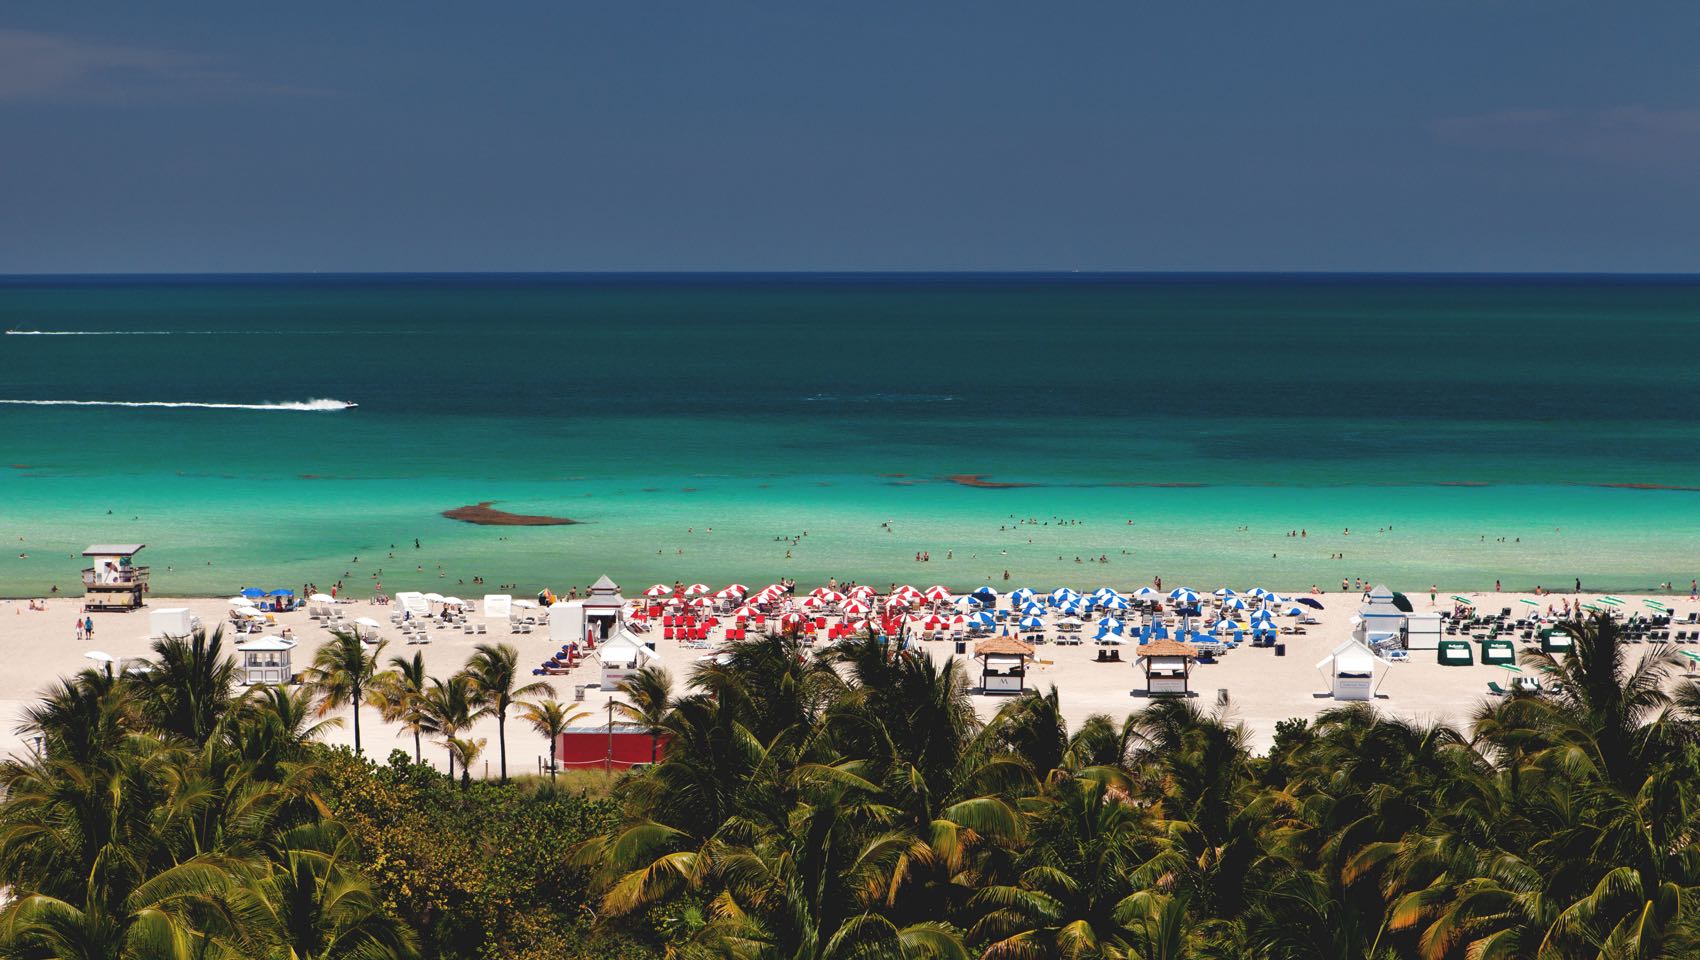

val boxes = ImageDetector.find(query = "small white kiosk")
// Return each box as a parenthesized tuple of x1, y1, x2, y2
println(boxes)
(482, 594, 513, 620)
(582, 574, 625, 640)
(1358, 585, 1407, 647)
(1404, 612, 1442, 650)
(598, 629, 661, 687)
(1136, 639, 1198, 697)
(234, 636, 297, 686)
(1316, 638, 1392, 701)
(974, 636, 1035, 694)
(148, 607, 198, 639)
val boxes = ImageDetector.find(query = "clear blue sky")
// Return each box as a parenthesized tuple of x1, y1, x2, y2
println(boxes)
(2, 3, 1697, 273)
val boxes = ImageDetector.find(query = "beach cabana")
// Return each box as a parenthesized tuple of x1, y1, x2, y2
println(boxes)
(482, 594, 513, 619)
(598, 629, 661, 687)
(1438, 639, 1475, 666)
(1356, 585, 1406, 646)
(1404, 612, 1442, 650)
(1136, 639, 1197, 697)
(148, 607, 197, 640)
(1315, 638, 1392, 701)
(233, 636, 296, 686)
(974, 636, 1034, 694)
(582, 574, 625, 640)
(81, 544, 149, 611)
(1481, 638, 1515, 666)
(395, 591, 429, 618)
(1540, 628, 1573, 655)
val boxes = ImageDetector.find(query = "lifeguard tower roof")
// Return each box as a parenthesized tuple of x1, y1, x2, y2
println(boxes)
(83, 544, 145, 557)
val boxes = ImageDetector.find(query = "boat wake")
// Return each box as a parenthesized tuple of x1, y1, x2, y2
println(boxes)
(0, 398, 357, 411)
(6, 329, 219, 335)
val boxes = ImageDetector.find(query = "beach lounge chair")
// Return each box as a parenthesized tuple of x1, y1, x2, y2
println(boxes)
(1487, 681, 1507, 696)
(475, 622, 486, 634)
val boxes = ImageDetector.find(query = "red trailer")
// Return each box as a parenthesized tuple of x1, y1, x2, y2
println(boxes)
(557, 723, 665, 770)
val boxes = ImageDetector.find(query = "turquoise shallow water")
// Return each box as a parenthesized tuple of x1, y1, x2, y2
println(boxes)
(2, 273, 1697, 596)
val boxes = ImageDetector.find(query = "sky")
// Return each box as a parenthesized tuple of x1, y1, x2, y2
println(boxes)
(1, 3, 1697, 273)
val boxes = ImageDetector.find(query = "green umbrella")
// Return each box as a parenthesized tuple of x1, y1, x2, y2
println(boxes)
(1451, 595, 1476, 605)
(1645, 599, 1669, 611)
(1518, 598, 1539, 607)
(1501, 663, 1523, 673)
(1600, 596, 1624, 606)
(1582, 603, 1603, 612)
(1683, 650, 1700, 664)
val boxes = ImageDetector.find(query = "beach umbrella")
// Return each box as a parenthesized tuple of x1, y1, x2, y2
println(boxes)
(441, 597, 465, 606)
(1211, 620, 1244, 636)
(1247, 587, 1270, 599)
(269, 588, 293, 597)
(1251, 609, 1276, 623)
(240, 587, 265, 599)
(952, 595, 982, 611)
(1220, 597, 1248, 611)
(779, 612, 805, 627)
(353, 616, 381, 628)
(1213, 587, 1236, 597)
(1518, 598, 1539, 607)
(1020, 601, 1048, 616)
(308, 593, 334, 603)
(918, 614, 948, 631)
(1018, 615, 1046, 631)
(843, 599, 871, 615)
(1296, 597, 1325, 610)
(1098, 595, 1131, 611)
(230, 596, 257, 606)
(644, 584, 672, 598)
(1168, 588, 1199, 604)
(713, 587, 743, 600)
(1055, 599, 1085, 616)
(1682, 650, 1700, 671)
(84, 650, 116, 664)
(1600, 596, 1624, 606)
(1284, 605, 1306, 617)
(1451, 596, 1475, 606)
(423, 592, 445, 602)
(1009, 587, 1036, 605)
(924, 585, 953, 601)
(1582, 603, 1602, 612)
(1133, 586, 1160, 600)
(816, 589, 847, 604)
(1049, 587, 1080, 604)
(1096, 616, 1124, 632)
(722, 583, 748, 595)
(968, 611, 997, 629)
(1646, 599, 1670, 611)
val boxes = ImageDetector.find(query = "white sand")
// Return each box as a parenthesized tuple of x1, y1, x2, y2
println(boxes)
(3, 590, 1696, 767)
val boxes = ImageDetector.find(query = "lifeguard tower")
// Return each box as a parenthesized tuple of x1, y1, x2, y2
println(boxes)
(82, 544, 149, 611)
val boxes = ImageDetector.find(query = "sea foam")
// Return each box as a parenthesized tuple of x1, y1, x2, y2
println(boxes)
(0, 398, 356, 411)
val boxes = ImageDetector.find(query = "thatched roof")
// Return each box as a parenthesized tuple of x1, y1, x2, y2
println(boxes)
(1137, 639, 1197, 659)
(974, 636, 1036, 658)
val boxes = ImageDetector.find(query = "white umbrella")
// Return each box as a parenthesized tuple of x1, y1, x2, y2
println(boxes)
(513, 599, 537, 608)
(309, 593, 334, 603)
(354, 616, 382, 628)
(230, 596, 257, 606)
(423, 592, 445, 602)
(441, 597, 465, 606)
(84, 650, 116, 664)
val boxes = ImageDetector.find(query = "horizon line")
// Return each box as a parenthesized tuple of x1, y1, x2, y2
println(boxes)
(4, 269, 1700, 281)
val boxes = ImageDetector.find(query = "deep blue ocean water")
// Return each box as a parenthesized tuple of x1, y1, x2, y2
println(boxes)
(2, 273, 1697, 596)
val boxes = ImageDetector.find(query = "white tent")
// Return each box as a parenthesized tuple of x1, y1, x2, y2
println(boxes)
(482, 594, 513, 619)
(233, 636, 296, 686)
(1316, 638, 1393, 701)
(395, 591, 429, 618)
(597, 629, 662, 687)
(1356, 585, 1406, 646)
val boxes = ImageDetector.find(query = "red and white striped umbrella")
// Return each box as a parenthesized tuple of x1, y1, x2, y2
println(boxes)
(801, 595, 825, 609)
(683, 583, 711, 596)
(644, 584, 674, 598)
(714, 586, 744, 600)
(779, 612, 805, 626)
(924, 585, 953, 601)
(890, 585, 921, 600)
(814, 589, 846, 604)
(917, 614, 948, 631)
(849, 618, 871, 632)
(842, 599, 871, 615)
(689, 596, 714, 608)
(847, 585, 876, 599)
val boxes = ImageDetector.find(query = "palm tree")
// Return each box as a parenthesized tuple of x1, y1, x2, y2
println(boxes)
(18, 668, 132, 768)
(462, 642, 554, 782)
(418, 673, 478, 779)
(127, 626, 240, 746)
(305, 631, 387, 757)
(612, 664, 672, 763)
(447, 737, 486, 790)
(240, 822, 418, 959)
(369, 652, 430, 763)
(518, 699, 586, 782)
(233, 682, 344, 781)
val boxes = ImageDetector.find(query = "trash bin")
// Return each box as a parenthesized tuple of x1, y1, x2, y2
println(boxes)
(954, 640, 966, 655)
(573, 684, 585, 702)
(1275, 643, 1286, 657)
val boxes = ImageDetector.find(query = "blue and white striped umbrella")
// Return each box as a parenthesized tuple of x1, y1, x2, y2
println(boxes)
(1220, 597, 1248, 611)
(971, 585, 999, 602)
(1168, 588, 1199, 604)
(1213, 587, 1237, 597)
(1097, 594, 1131, 611)
(1284, 605, 1306, 616)
(952, 595, 981, 611)
(1247, 587, 1271, 599)
(1009, 587, 1036, 605)
(968, 611, 997, 629)
(1096, 616, 1124, 633)
(1212, 619, 1243, 636)
(1055, 599, 1086, 616)
(1050, 587, 1081, 604)
(1018, 615, 1046, 631)
(1133, 586, 1160, 600)
(1095, 628, 1126, 643)
(1021, 601, 1049, 616)
(1251, 609, 1277, 623)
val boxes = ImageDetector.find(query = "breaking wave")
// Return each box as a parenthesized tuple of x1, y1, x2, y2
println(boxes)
(0, 398, 357, 411)
(802, 393, 960, 403)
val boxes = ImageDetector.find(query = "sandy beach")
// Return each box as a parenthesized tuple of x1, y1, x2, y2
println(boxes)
(7, 585, 1697, 767)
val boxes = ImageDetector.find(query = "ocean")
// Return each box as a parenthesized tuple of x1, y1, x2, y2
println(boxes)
(2, 273, 1697, 598)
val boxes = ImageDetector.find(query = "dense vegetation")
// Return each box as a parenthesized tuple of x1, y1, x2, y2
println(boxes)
(6, 612, 1700, 958)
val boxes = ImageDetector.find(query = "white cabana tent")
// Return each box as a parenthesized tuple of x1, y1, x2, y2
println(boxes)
(233, 636, 297, 686)
(482, 594, 512, 619)
(149, 607, 196, 639)
(597, 629, 662, 687)
(1316, 638, 1393, 701)
(1356, 585, 1406, 647)
(395, 591, 429, 618)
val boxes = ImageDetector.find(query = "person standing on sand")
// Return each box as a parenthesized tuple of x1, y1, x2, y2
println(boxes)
(1430, 585, 1438, 605)
(75, 618, 84, 642)
(84, 616, 94, 641)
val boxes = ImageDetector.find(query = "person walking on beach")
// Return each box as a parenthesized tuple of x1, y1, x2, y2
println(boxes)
(84, 616, 94, 641)
(75, 617, 84, 642)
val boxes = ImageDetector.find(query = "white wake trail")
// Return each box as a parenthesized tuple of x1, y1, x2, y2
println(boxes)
(0, 398, 357, 411)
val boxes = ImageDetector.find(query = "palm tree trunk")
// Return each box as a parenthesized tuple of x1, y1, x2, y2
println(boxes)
(413, 729, 421, 763)
(351, 684, 362, 756)
(549, 742, 557, 782)
(498, 712, 508, 782)
(447, 747, 455, 780)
